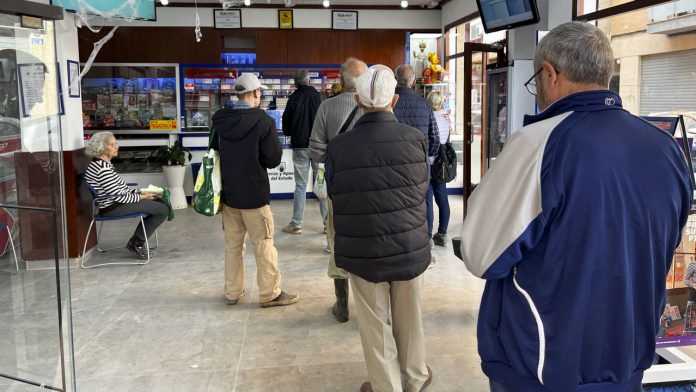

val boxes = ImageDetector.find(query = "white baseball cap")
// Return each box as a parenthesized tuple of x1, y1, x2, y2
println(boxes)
(355, 65, 397, 108)
(233, 73, 268, 94)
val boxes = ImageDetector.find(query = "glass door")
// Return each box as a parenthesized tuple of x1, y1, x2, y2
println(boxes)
(0, 11, 75, 392)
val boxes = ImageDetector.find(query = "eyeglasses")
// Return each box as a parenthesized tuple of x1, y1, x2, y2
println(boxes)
(524, 66, 561, 96)
(524, 68, 543, 96)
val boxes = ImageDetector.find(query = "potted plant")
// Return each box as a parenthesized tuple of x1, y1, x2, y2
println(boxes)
(156, 141, 192, 209)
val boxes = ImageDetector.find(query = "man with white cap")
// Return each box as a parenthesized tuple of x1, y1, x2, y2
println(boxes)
(326, 65, 432, 392)
(210, 73, 299, 308)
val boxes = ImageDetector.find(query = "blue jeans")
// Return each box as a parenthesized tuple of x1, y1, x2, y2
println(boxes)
(490, 380, 644, 392)
(426, 178, 450, 237)
(291, 149, 328, 228)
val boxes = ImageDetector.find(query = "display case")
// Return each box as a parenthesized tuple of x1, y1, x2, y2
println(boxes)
(180, 64, 341, 133)
(180, 65, 341, 197)
(80, 64, 181, 184)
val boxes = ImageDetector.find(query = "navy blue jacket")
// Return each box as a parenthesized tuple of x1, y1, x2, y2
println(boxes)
(460, 91, 692, 391)
(393, 87, 440, 160)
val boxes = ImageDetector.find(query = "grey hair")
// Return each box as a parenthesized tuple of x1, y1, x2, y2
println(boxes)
(395, 64, 415, 87)
(85, 131, 114, 158)
(294, 69, 310, 87)
(534, 21, 614, 87)
(426, 90, 444, 110)
(340, 57, 367, 91)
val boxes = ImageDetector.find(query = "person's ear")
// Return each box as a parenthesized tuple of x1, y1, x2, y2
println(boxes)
(390, 94, 400, 109)
(542, 61, 560, 88)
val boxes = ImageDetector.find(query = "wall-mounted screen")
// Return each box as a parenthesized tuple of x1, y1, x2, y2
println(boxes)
(50, 0, 156, 21)
(475, 0, 539, 33)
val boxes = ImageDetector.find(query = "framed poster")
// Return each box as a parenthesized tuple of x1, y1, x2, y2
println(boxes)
(67, 59, 80, 97)
(278, 10, 293, 30)
(214, 9, 242, 29)
(332, 10, 358, 30)
(17, 63, 47, 118)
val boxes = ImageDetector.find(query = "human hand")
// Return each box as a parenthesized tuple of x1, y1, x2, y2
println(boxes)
(141, 193, 156, 201)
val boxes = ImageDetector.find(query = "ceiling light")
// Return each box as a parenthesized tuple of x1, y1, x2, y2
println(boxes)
(159, 0, 168, 5)
(244, 0, 251, 5)
(401, 0, 408, 8)
(323, 0, 330, 7)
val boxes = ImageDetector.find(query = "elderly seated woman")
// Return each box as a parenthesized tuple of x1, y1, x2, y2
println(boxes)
(84, 131, 168, 259)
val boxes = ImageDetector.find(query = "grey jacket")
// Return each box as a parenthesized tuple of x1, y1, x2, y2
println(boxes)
(309, 92, 363, 163)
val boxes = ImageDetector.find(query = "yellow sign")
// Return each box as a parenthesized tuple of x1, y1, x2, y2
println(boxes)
(279, 10, 293, 30)
(150, 120, 177, 131)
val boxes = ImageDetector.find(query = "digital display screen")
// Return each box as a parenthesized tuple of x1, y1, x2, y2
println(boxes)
(476, 0, 539, 33)
(51, 0, 156, 21)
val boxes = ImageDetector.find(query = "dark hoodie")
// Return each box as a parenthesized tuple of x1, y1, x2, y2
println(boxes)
(210, 107, 282, 209)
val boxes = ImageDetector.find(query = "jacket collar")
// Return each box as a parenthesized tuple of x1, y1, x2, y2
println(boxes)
(523, 90, 623, 127)
(354, 111, 399, 126)
(395, 86, 417, 96)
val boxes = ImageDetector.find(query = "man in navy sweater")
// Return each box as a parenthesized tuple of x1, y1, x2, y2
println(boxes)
(460, 22, 692, 392)
(393, 64, 440, 253)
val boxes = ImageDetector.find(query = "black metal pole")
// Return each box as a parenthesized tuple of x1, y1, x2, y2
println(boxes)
(0, 372, 63, 391)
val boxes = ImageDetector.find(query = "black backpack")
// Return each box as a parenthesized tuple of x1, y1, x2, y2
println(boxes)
(433, 142, 457, 183)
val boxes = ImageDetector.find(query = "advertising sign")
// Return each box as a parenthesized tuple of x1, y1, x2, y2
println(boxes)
(149, 120, 177, 131)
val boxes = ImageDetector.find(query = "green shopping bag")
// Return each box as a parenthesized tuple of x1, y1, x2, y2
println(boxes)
(161, 187, 174, 221)
(192, 149, 221, 216)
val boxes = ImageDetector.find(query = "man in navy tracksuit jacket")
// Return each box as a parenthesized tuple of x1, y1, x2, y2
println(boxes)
(460, 22, 692, 392)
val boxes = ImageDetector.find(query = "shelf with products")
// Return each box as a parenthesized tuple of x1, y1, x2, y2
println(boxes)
(180, 64, 341, 133)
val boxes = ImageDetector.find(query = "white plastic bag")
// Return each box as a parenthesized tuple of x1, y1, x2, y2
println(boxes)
(313, 163, 328, 200)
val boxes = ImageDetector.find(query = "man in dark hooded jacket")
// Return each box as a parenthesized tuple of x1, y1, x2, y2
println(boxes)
(210, 73, 299, 308)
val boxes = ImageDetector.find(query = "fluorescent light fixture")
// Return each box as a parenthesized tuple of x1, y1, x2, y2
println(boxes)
(323, 0, 330, 7)
(401, 0, 408, 8)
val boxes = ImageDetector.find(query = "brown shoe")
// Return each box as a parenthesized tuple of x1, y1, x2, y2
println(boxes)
(360, 382, 373, 392)
(420, 365, 433, 391)
(260, 291, 299, 308)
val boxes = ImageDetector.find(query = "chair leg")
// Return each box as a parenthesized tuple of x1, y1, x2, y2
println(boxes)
(6, 225, 18, 272)
(81, 219, 96, 269)
(141, 217, 151, 265)
(150, 230, 159, 250)
(96, 221, 105, 251)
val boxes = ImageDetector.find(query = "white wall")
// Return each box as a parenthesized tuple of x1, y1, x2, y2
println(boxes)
(442, 0, 478, 28)
(55, 12, 84, 151)
(89, 7, 441, 30)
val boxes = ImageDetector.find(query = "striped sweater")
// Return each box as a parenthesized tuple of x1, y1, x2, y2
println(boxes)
(85, 159, 140, 209)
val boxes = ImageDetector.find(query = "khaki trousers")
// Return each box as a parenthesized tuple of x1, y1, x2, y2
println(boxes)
(223, 204, 281, 303)
(327, 198, 349, 279)
(350, 273, 428, 392)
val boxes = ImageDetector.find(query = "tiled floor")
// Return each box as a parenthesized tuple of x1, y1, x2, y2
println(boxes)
(2, 196, 695, 391)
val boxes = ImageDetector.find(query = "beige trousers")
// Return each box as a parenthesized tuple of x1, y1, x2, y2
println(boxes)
(223, 204, 281, 303)
(350, 273, 428, 392)
(327, 198, 349, 279)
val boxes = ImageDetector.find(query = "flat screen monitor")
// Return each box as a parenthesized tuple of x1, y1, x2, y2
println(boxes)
(51, 0, 156, 21)
(476, 0, 540, 33)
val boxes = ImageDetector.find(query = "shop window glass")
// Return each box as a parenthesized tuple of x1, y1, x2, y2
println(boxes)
(593, 2, 696, 292)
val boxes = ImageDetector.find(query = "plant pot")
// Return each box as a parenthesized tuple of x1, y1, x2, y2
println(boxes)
(162, 165, 188, 209)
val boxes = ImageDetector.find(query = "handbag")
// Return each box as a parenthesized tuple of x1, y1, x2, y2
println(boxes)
(313, 163, 328, 200)
(193, 127, 222, 216)
(192, 149, 222, 216)
(433, 141, 457, 183)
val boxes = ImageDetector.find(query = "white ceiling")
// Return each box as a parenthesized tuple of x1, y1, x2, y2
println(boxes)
(167, 0, 439, 6)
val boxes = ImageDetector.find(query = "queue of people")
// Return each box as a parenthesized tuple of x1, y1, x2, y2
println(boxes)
(83, 21, 693, 392)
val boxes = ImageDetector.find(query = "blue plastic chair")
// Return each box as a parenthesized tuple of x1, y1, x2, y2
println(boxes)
(81, 179, 158, 269)
(0, 223, 18, 271)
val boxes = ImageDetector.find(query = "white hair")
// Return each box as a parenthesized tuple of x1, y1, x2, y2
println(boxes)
(85, 131, 114, 158)
(340, 57, 368, 91)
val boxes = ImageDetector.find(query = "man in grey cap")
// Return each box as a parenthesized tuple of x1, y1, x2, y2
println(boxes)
(327, 65, 432, 392)
(210, 73, 299, 308)
(309, 57, 367, 323)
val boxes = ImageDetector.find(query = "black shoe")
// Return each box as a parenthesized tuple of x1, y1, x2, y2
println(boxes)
(432, 233, 447, 247)
(332, 278, 349, 322)
(127, 237, 151, 259)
